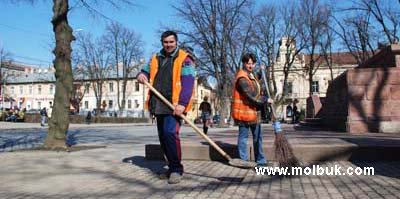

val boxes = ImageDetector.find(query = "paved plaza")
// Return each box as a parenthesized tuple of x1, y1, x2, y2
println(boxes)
(0, 122, 399, 198)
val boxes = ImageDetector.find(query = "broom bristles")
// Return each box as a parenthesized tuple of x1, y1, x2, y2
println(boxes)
(274, 133, 299, 168)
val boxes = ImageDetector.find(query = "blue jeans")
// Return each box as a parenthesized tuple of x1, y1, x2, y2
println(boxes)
(41, 116, 46, 126)
(237, 123, 266, 164)
(156, 114, 183, 175)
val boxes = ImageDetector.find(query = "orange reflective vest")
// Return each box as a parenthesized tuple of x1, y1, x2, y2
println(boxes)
(146, 49, 193, 113)
(231, 69, 260, 122)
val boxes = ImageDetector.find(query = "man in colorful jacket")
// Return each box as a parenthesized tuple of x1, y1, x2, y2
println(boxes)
(137, 30, 195, 184)
(232, 53, 273, 166)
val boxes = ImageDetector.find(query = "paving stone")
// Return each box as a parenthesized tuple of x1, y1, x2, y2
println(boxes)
(1, 124, 400, 199)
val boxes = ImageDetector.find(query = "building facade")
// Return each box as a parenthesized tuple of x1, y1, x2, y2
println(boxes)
(2, 63, 213, 121)
(273, 37, 358, 119)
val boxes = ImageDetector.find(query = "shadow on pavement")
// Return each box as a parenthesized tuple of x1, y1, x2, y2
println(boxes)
(122, 155, 166, 175)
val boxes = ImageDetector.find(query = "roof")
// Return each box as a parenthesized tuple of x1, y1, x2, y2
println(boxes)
(73, 67, 141, 81)
(303, 52, 359, 67)
(5, 67, 141, 84)
(6, 72, 55, 84)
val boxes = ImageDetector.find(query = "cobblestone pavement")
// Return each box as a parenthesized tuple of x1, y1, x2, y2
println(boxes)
(0, 123, 399, 198)
(0, 149, 399, 199)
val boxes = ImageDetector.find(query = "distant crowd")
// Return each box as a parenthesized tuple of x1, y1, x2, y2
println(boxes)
(0, 107, 26, 122)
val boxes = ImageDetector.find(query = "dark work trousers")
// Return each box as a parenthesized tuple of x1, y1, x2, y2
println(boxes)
(156, 114, 183, 175)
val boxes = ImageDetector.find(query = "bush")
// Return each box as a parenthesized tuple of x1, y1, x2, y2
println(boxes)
(0, 111, 7, 121)
(299, 108, 306, 121)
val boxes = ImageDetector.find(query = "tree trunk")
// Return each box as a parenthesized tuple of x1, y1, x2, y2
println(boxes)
(121, 79, 127, 112)
(44, 0, 73, 149)
(309, 70, 314, 97)
(218, 81, 231, 127)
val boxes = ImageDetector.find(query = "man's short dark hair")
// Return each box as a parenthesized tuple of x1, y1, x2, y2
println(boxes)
(161, 30, 178, 42)
(241, 53, 257, 64)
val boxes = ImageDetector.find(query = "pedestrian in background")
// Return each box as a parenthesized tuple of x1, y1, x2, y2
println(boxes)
(199, 96, 212, 134)
(40, 107, 47, 127)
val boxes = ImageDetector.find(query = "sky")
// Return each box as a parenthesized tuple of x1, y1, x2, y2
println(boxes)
(0, 1, 180, 68)
(0, 0, 357, 68)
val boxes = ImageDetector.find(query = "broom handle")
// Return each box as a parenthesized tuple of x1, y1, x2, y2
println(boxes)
(143, 81, 232, 161)
(260, 66, 278, 121)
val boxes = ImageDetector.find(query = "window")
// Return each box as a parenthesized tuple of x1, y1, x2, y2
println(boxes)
(128, 99, 132, 109)
(29, 85, 32, 94)
(134, 99, 139, 108)
(287, 82, 293, 95)
(312, 81, 319, 93)
(85, 84, 90, 93)
(38, 102, 41, 109)
(49, 84, 54, 94)
(109, 82, 114, 92)
(38, 85, 42, 95)
(19, 86, 23, 95)
(135, 81, 140, 92)
(122, 100, 126, 108)
(10, 86, 15, 94)
(108, 100, 113, 109)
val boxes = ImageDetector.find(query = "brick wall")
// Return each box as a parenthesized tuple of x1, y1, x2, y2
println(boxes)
(358, 44, 400, 68)
(321, 72, 348, 131)
(347, 67, 400, 133)
(322, 44, 400, 133)
(306, 95, 323, 118)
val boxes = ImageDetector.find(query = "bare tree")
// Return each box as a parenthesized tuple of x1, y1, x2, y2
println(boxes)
(351, 0, 399, 44)
(0, 46, 13, 108)
(40, 0, 75, 148)
(173, 0, 253, 126)
(252, 3, 278, 96)
(333, 0, 399, 65)
(332, 14, 376, 65)
(253, 2, 305, 105)
(74, 33, 112, 113)
(320, 18, 335, 82)
(70, 65, 88, 113)
(298, 0, 330, 97)
(104, 22, 144, 114)
(6, 0, 137, 148)
(276, 2, 307, 102)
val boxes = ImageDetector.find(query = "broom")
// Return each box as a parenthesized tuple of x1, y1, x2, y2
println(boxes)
(143, 81, 257, 169)
(256, 51, 299, 168)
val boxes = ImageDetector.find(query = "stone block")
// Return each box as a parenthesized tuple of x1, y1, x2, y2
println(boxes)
(391, 85, 400, 100)
(349, 101, 392, 119)
(347, 121, 379, 134)
(391, 100, 400, 116)
(383, 69, 400, 85)
(348, 86, 365, 101)
(348, 70, 377, 85)
(348, 103, 367, 121)
(366, 85, 390, 100)
(379, 121, 400, 133)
